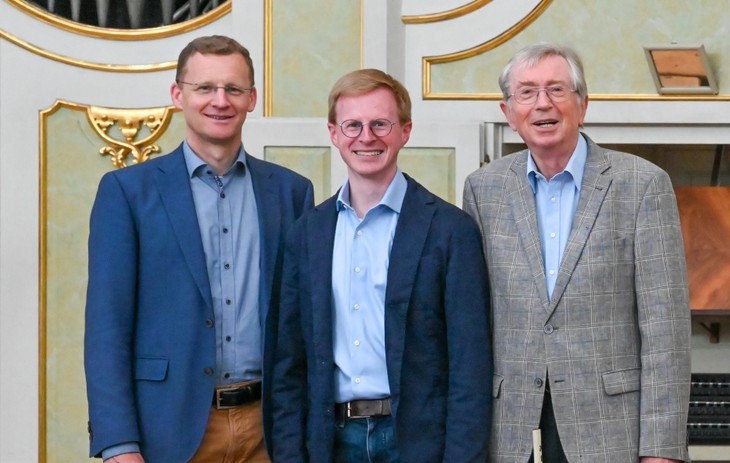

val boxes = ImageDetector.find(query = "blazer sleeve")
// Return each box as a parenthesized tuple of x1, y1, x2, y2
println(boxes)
(635, 170, 692, 461)
(270, 222, 309, 462)
(84, 172, 142, 457)
(442, 211, 493, 461)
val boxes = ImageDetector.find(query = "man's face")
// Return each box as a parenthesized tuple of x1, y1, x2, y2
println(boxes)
(500, 55, 588, 158)
(171, 52, 257, 154)
(328, 87, 412, 184)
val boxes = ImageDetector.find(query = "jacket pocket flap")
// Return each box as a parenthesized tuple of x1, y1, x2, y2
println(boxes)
(601, 368, 640, 395)
(134, 357, 168, 381)
(493, 374, 505, 398)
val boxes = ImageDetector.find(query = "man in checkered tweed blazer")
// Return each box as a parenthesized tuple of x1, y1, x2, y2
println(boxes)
(463, 43, 691, 462)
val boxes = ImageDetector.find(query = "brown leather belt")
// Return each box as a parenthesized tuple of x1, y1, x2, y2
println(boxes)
(335, 398, 392, 423)
(213, 380, 262, 409)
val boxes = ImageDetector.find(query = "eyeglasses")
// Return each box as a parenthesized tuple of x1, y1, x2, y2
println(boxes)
(176, 80, 254, 97)
(508, 85, 576, 105)
(337, 119, 397, 138)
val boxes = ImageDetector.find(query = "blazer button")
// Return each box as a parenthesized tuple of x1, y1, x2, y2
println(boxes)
(204, 368, 214, 376)
(543, 324, 554, 334)
(205, 319, 214, 328)
(534, 378, 543, 388)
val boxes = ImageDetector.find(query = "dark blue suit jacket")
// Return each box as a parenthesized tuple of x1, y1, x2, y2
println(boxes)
(84, 145, 314, 462)
(269, 175, 492, 462)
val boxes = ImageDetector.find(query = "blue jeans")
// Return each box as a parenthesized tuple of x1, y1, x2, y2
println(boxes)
(334, 415, 399, 463)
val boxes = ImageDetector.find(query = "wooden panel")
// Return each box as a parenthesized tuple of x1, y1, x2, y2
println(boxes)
(675, 187, 730, 313)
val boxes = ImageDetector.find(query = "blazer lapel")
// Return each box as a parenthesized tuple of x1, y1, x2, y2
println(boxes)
(155, 149, 213, 311)
(248, 155, 280, 319)
(548, 138, 611, 313)
(384, 177, 435, 398)
(508, 154, 551, 310)
(307, 198, 338, 361)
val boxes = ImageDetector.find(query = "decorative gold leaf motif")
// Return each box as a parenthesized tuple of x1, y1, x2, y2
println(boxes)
(86, 106, 173, 168)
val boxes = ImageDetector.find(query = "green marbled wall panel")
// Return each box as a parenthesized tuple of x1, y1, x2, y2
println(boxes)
(399, 147, 455, 203)
(264, 146, 331, 204)
(43, 105, 185, 463)
(272, 1, 361, 116)
(431, 0, 730, 95)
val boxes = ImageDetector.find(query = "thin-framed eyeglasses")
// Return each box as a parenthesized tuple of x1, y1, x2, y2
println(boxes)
(176, 80, 254, 97)
(508, 85, 576, 105)
(337, 119, 397, 138)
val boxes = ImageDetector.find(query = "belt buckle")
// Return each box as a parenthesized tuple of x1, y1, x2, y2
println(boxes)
(214, 384, 239, 410)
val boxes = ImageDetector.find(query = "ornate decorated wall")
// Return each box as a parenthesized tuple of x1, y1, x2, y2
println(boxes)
(1, 1, 729, 461)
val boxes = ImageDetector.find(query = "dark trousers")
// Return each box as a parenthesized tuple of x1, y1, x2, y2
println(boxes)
(529, 387, 568, 463)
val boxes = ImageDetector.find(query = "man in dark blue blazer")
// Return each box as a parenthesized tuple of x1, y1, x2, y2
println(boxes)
(269, 69, 492, 462)
(84, 36, 313, 463)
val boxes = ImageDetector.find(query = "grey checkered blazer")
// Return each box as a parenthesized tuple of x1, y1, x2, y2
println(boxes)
(463, 135, 691, 462)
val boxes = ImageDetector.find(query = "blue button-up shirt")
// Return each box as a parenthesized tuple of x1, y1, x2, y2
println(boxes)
(331, 170, 407, 403)
(527, 134, 587, 299)
(184, 141, 262, 385)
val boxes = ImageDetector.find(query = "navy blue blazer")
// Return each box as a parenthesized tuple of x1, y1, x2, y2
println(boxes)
(269, 175, 492, 462)
(84, 145, 314, 462)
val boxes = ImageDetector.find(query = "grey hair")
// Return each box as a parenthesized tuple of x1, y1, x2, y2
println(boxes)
(498, 42, 588, 103)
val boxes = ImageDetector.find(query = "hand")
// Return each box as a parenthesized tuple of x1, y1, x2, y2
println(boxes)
(103, 453, 145, 463)
(640, 458, 682, 463)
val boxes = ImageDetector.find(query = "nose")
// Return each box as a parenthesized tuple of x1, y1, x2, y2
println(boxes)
(210, 87, 230, 106)
(534, 88, 553, 107)
(358, 124, 377, 141)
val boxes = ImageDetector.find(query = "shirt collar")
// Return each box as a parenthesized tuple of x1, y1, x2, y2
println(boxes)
(182, 140, 247, 178)
(336, 168, 408, 214)
(526, 133, 587, 193)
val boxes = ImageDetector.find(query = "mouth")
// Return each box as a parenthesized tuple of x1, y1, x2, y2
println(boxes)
(533, 119, 558, 127)
(206, 114, 233, 121)
(354, 150, 382, 157)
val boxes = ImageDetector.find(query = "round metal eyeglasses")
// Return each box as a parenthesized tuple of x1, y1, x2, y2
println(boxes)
(337, 119, 397, 138)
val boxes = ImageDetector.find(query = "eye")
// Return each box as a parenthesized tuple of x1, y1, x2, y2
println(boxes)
(343, 120, 363, 130)
(195, 84, 214, 93)
(371, 120, 389, 129)
(547, 85, 565, 95)
(225, 86, 244, 96)
(518, 88, 537, 97)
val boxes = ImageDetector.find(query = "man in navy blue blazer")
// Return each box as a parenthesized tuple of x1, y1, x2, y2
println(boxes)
(269, 69, 492, 462)
(84, 36, 313, 463)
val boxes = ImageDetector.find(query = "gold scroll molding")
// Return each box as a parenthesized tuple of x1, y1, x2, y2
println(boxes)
(87, 105, 175, 168)
(422, 0, 552, 100)
(0, 28, 176, 72)
(402, 0, 492, 24)
(421, 0, 730, 101)
(7, 0, 230, 40)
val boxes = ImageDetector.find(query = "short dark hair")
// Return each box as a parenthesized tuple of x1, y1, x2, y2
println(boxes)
(176, 35, 255, 86)
(328, 69, 411, 124)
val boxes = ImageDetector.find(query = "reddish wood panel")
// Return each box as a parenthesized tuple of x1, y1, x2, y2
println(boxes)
(675, 187, 730, 312)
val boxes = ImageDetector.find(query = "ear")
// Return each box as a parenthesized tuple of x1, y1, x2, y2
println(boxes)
(500, 101, 517, 131)
(170, 82, 183, 110)
(399, 121, 413, 145)
(578, 94, 589, 126)
(328, 122, 339, 145)
(247, 87, 258, 112)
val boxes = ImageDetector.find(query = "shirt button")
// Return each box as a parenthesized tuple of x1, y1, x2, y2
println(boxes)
(354, 377, 361, 384)
(224, 373, 230, 379)
(204, 368, 214, 376)
(548, 269, 555, 276)
(353, 304, 360, 310)
(224, 263, 230, 270)
(226, 335, 232, 342)
(205, 319, 214, 328)
(223, 227, 229, 234)
(544, 324, 554, 334)
(356, 230, 363, 236)
(353, 340, 360, 347)
(534, 378, 543, 388)
(550, 232, 556, 238)
(226, 299, 232, 305)
(551, 196, 557, 202)
(220, 193, 226, 199)
(354, 266, 361, 273)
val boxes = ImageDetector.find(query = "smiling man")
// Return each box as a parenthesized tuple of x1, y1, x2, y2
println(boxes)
(463, 43, 691, 463)
(84, 35, 314, 463)
(269, 69, 493, 462)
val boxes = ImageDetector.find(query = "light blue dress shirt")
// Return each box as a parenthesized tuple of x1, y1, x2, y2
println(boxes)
(331, 170, 407, 403)
(184, 141, 262, 385)
(527, 134, 587, 299)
